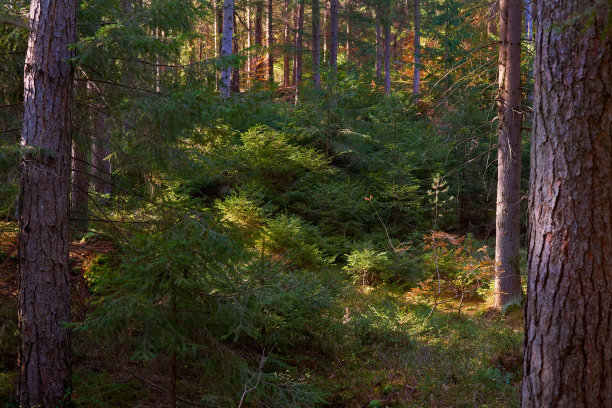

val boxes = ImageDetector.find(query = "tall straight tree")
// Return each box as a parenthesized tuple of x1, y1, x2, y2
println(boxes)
(522, 1, 612, 406)
(383, 7, 391, 94)
(283, 0, 292, 86)
(220, 0, 234, 98)
(494, 0, 522, 310)
(267, 0, 274, 81)
(18, 0, 77, 405)
(255, 0, 265, 79)
(329, 0, 338, 76)
(293, 0, 305, 101)
(375, 8, 382, 80)
(412, 0, 420, 101)
(312, 0, 322, 87)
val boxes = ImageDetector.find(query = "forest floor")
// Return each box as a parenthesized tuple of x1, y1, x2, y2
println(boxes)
(0, 227, 523, 407)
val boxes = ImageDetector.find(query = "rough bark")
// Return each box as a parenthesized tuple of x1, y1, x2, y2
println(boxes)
(267, 0, 274, 81)
(220, 0, 234, 98)
(312, 0, 322, 87)
(18, 0, 77, 405)
(412, 0, 420, 101)
(494, 0, 523, 310)
(329, 0, 338, 76)
(522, 1, 612, 406)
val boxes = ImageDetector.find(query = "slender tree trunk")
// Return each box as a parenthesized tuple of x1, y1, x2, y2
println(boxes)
(524, 0, 532, 42)
(494, 0, 522, 310)
(255, 0, 264, 80)
(312, 0, 322, 87)
(383, 19, 391, 94)
(231, 12, 241, 93)
(293, 0, 305, 102)
(267, 0, 274, 81)
(220, 0, 234, 98)
(71, 135, 88, 234)
(522, 1, 612, 406)
(91, 107, 111, 196)
(329, 0, 338, 76)
(375, 7, 382, 80)
(18, 0, 77, 405)
(345, 0, 351, 62)
(247, 4, 252, 88)
(324, 0, 330, 63)
(413, 0, 420, 101)
(283, 0, 292, 86)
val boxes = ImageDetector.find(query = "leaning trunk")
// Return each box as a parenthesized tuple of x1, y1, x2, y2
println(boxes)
(18, 0, 77, 405)
(522, 1, 612, 406)
(494, 0, 523, 310)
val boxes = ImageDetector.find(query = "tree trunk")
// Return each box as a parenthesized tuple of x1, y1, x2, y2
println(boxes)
(412, 0, 420, 101)
(18, 0, 77, 405)
(293, 1, 305, 102)
(375, 8, 382, 80)
(220, 0, 234, 98)
(231, 12, 240, 93)
(329, 0, 338, 76)
(91, 109, 111, 196)
(345, 0, 351, 63)
(324, 0, 330, 63)
(524, 0, 532, 42)
(522, 1, 612, 406)
(71, 134, 88, 234)
(383, 19, 391, 94)
(267, 0, 274, 81)
(312, 0, 322, 87)
(283, 0, 291, 86)
(255, 0, 265, 80)
(494, 0, 523, 310)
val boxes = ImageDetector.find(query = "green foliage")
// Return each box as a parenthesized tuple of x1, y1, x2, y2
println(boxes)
(344, 248, 392, 286)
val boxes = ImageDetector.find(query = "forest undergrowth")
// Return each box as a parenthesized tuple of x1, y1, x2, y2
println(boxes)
(1, 80, 526, 407)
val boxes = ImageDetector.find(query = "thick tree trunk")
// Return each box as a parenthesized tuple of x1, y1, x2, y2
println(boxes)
(18, 0, 77, 405)
(283, 0, 291, 86)
(312, 0, 322, 87)
(383, 20, 391, 94)
(329, 0, 338, 76)
(220, 0, 234, 98)
(522, 1, 612, 406)
(494, 0, 523, 310)
(412, 0, 420, 101)
(267, 0, 274, 81)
